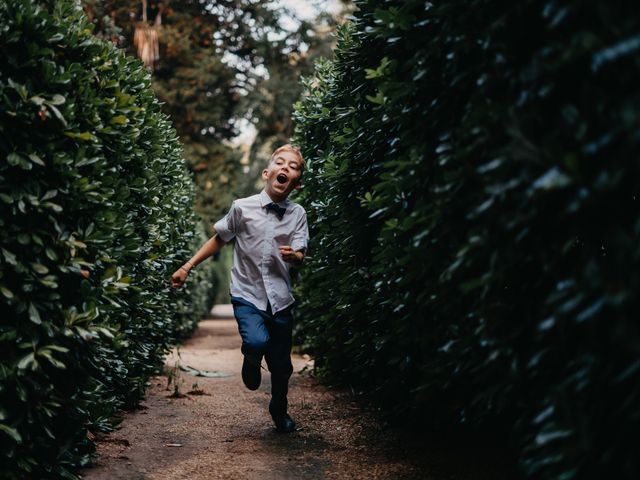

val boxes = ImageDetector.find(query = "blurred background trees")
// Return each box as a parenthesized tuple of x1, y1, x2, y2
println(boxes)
(236, 7, 341, 198)
(82, 0, 350, 223)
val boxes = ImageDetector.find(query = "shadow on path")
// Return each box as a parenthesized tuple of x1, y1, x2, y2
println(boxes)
(78, 311, 519, 480)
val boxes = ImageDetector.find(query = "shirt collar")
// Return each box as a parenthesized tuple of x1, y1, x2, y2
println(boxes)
(260, 189, 290, 208)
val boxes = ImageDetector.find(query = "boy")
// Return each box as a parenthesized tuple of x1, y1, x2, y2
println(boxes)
(171, 144, 309, 433)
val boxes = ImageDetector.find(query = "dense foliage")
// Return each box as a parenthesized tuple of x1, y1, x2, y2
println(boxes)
(293, 1, 640, 478)
(0, 1, 214, 477)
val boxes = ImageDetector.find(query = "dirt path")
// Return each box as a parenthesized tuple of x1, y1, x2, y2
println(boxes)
(78, 308, 518, 480)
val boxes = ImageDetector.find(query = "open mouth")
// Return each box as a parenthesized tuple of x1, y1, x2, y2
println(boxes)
(276, 173, 288, 184)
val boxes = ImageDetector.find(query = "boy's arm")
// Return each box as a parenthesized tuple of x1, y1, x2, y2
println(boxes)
(171, 201, 237, 288)
(183, 233, 226, 271)
(279, 245, 304, 266)
(171, 234, 225, 288)
(281, 208, 309, 267)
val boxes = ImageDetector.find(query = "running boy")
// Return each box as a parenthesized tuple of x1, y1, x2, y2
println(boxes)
(170, 144, 309, 433)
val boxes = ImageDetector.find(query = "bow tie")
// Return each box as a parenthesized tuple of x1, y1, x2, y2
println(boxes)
(265, 202, 286, 220)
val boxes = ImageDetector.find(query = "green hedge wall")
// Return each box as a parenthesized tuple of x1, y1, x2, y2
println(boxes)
(293, 1, 639, 478)
(0, 1, 216, 478)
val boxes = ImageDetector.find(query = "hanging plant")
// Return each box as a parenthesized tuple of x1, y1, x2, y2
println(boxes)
(133, 0, 162, 70)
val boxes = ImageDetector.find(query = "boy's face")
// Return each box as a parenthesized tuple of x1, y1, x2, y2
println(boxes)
(262, 150, 303, 202)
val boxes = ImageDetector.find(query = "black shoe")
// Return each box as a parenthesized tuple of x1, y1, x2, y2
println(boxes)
(272, 413, 296, 433)
(241, 357, 261, 390)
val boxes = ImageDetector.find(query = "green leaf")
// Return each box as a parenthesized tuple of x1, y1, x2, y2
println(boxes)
(28, 303, 42, 324)
(47, 104, 67, 127)
(28, 153, 45, 166)
(38, 275, 58, 288)
(365, 57, 391, 79)
(42, 202, 63, 212)
(29, 95, 46, 105)
(385, 218, 398, 229)
(31, 263, 49, 274)
(75, 156, 100, 167)
(38, 351, 66, 369)
(0, 424, 22, 443)
(365, 90, 385, 105)
(2, 249, 17, 265)
(110, 115, 128, 125)
(45, 345, 69, 353)
(95, 327, 114, 339)
(179, 365, 231, 378)
(17, 353, 36, 370)
(532, 167, 572, 191)
(47, 32, 64, 43)
(48, 94, 66, 105)
(71, 239, 87, 249)
(64, 131, 97, 142)
(0, 286, 13, 299)
(7, 152, 21, 166)
(41, 189, 57, 201)
(7, 78, 28, 101)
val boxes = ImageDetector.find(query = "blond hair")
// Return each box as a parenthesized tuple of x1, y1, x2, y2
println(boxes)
(270, 144, 305, 174)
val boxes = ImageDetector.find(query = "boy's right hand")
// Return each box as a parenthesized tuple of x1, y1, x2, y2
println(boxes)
(171, 267, 189, 288)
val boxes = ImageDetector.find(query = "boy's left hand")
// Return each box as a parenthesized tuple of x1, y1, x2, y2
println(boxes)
(279, 245, 304, 265)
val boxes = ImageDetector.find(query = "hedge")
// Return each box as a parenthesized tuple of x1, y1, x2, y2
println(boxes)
(293, 1, 640, 478)
(0, 1, 215, 478)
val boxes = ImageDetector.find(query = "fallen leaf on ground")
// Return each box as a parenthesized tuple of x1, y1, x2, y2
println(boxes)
(179, 364, 232, 378)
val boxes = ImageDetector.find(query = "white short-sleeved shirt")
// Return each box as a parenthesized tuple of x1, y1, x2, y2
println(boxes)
(213, 189, 309, 314)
